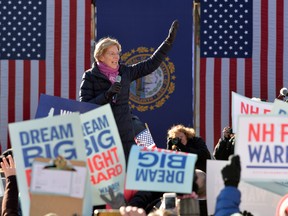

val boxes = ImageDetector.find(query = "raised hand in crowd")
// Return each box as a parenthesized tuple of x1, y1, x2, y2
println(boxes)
(1, 155, 16, 178)
(221, 155, 241, 188)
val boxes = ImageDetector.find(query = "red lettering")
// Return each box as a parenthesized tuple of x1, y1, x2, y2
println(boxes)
(250, 106, 259, 114)
(263, 109, 271, 114)
(25, 168, 32, 187)
(281, 124, 288, 142)
(248, 123, 274, 142)
(90, 164, 123, 185)
(262, 124, 274, 142)
(241, 102, 249, 114)
(249, 123, 261, 141)
(87, 147, 119, 173)
(98, 172, 108, 183)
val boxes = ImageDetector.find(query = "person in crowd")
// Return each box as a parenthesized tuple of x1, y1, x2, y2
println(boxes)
(213, 126, 235, 160)
(0, 153, 18, 216)
(166, 124, 211, 172)
(215, 155, 241, 216)
(195, 169, 208, 216)
(215, 155, 253, 216)
(79, 20, 179, 162)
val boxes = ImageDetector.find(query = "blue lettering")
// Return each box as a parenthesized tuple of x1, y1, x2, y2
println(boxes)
(249, 145, 288, 163)
(159, 154, 166, 168)
(138, 152, 158, 167)
(22, 146, 43, 167)
(85, 138, 93, 156)
(135, 169, 185, 184)
(54, 140, 76, 159)
(279, 109, 287, 115)
(274, 145, 284, 163)
(263, 147, 272, 163)
(20, 131, 30, 146)
(40, 127, 49, 142)
(84, 130, 115, 156)
(167, 155, 186, 168)
(176, 171, 184, 183)
(31, 129, 40, 144)
(248, 145, 262, 162)
(157, 170, 165, 182)
(138, 153, 187, 168)
(22, 140, 76, 167)
(97, 115, 109, 129)
(136, 169, 148, 181)
(18, 123, 73, 145)
(166, 170, 174, 183)
(50, 126, 60, 140)
(58, 124, 73, 139)
(83, 121, 92, 136)
(82, 115, 109, 136)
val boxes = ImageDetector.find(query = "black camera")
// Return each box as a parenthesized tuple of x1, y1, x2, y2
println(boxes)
(171, 137, 180, 145)
(167, 137, 182, 151)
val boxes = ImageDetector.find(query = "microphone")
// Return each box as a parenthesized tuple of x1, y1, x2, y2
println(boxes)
(280, 87, 288, 96)
(277, 87, 288, 100)
(112, 75, 121, 103)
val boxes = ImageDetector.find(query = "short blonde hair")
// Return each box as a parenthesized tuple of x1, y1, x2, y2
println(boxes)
(94, 37, 121, 62)
(167, 124, 196, 139)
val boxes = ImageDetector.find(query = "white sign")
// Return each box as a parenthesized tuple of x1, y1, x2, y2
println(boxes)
(80, 104, 126, 206)
(8, 113, 88, 216)
(232, 92, 272, 132)
(126, 146, 197, 194)
(236, 115, 288, 180)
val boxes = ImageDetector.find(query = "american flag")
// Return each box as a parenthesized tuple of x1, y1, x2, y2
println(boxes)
(0, 0, 92, 151)
(197, 0, 288, 152)
(134, 129, 157, 149)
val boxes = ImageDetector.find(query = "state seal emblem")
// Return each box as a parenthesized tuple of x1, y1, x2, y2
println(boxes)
(121, 47, 176, 112)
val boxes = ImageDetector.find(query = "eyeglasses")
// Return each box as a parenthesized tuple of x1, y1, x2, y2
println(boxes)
(105, 52, 121, 57)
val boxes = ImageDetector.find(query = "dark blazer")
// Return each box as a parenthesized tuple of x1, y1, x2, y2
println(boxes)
(79, 42, 172, 161)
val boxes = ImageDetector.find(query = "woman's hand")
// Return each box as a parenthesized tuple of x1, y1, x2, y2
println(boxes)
(166, 20, 179, 45)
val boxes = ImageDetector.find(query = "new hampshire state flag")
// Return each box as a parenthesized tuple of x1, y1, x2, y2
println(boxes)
(96, 0, 193, 148)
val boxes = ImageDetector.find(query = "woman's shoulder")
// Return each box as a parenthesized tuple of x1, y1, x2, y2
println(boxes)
(190, 136, 205, 143)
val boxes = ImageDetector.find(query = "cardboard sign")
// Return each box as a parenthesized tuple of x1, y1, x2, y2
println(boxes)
(231, 92, 272, 132)
(80, 104, 126, 206)
(126, 145, 197, 194)
(8, 113, 89, 216)
(235, 115, 288, 180)
(30, 158, 87, 216)
(206, 160, 281, 216)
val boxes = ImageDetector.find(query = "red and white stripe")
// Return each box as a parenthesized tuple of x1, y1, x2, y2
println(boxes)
(197, 0, 288, 153)
(0, 0, 92, 151)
